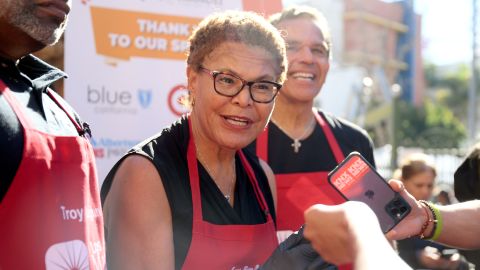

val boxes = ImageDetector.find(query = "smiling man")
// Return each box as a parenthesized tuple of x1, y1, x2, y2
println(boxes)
(250, 5, 376, 262)
(0, 0, 106, 269)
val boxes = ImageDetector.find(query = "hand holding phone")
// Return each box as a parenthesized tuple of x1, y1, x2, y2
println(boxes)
(328, 152, 411, 233)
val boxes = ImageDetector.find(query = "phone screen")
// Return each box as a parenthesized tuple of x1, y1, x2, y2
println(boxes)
(328, 152, 411, 233)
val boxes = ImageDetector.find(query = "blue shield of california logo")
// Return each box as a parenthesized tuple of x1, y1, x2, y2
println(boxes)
(138, 89, 153, 109)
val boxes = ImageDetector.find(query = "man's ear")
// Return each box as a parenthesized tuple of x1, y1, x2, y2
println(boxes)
(186, 66, 198, 94)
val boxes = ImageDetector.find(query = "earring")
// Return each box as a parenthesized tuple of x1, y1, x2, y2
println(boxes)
(189, 90, 195, 108)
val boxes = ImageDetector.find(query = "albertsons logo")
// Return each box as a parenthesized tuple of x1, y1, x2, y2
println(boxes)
(90, 137, 140, 159)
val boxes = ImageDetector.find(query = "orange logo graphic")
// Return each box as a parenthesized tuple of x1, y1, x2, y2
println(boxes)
(90, 6, 201, 61)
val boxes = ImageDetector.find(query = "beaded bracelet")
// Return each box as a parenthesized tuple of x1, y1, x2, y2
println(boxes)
(417, 200, 438, 239)
(417, 200, 436, 239)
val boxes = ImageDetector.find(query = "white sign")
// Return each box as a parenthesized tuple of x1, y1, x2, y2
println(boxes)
(65, 0, 282, 181)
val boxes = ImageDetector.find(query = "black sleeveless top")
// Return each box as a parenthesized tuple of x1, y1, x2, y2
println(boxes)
(248, 110, 376, 172)
(101, 116, 276, 269)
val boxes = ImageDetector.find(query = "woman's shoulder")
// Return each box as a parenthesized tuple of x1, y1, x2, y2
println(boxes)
(101, 116, 190, 203)
(131, 116, 189, 159)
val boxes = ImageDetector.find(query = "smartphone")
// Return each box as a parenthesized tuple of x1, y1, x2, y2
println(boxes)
(328, 152, 411, 233)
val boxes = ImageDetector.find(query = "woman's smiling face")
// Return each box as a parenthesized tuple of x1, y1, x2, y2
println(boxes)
(188, 41, 279, 150)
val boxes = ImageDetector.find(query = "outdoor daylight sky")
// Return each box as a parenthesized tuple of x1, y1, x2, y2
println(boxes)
(282, 0, 475, 66)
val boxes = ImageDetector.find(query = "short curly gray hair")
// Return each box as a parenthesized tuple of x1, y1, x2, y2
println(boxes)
(187, 10, 287, 84)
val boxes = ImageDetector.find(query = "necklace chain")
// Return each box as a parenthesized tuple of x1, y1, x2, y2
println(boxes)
(196, 149, 236, 203)
(271, 116, 316, 153)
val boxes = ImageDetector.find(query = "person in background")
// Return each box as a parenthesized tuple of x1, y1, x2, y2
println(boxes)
(0, 0, 106, 269)
(304, 180, 480, 270)
(250, 5, 375, 248)
(395, 153, 469, 270)
(101, 11, 287, 270)
(433, 186, 455, 206)
(394, 153, 436, 202)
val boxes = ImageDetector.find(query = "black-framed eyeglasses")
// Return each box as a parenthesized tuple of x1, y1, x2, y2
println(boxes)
(199, 66, 282, 104)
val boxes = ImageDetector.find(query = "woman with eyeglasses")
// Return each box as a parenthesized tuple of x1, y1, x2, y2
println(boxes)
(100, 11, 287, 270)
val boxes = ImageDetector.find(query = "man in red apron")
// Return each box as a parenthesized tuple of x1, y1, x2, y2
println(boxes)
(0, 0, 106, 269)
(251, 6, 376, 270)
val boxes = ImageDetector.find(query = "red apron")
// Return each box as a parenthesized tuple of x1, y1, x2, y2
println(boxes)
(0, 81, 106, 270)
(182, 118, 278, 269)
(257, 110, 351, 270)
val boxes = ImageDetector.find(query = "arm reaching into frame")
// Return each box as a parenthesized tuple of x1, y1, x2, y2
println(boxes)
(387, 180, 480, 249)
(304, 201, 411, 270)
(303, 180, 480, 270)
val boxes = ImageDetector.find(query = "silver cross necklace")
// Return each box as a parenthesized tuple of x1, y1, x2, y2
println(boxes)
(271, 117, 316, 153)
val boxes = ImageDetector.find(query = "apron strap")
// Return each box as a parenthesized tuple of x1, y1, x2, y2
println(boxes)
(239, 150, 272, 221)
(46, 89, 91, 137)
(256, 128, 269, 162)
(313, 109, 345, 163)
(187, 118, 203, 221)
